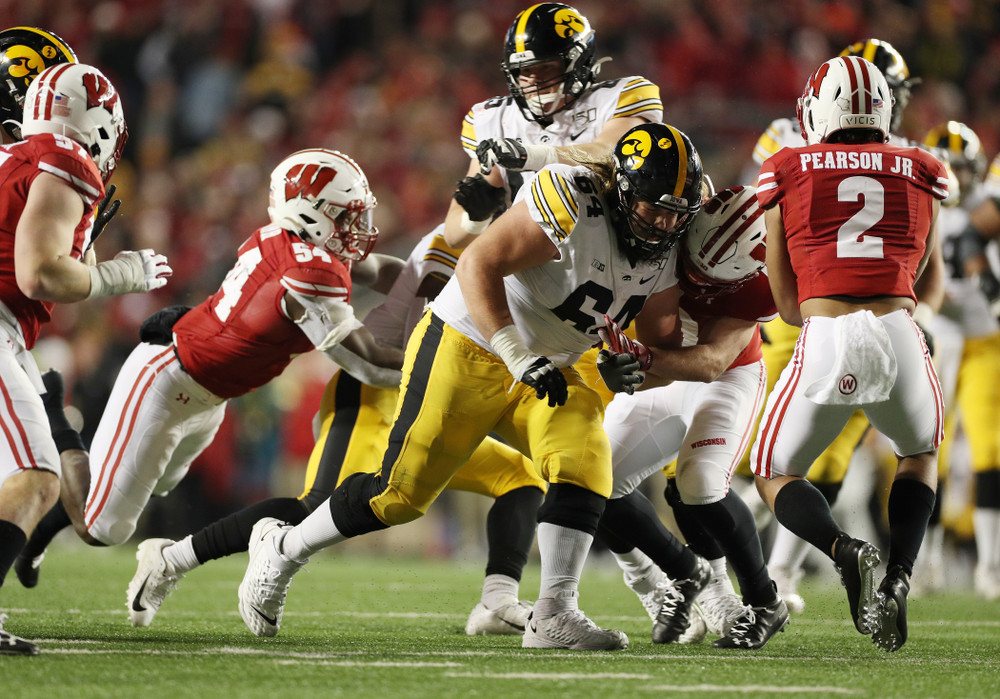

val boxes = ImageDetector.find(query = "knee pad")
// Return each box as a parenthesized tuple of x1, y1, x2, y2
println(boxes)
(675, 461, 728, 505)
(329, 472, 390, 537)
(537, 482, 605, 535)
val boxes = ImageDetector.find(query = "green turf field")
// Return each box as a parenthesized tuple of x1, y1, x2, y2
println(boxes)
(2, 542, 998, 698)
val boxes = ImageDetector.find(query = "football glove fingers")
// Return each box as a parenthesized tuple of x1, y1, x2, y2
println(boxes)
(519, 356, 568, 407)
(597, 349, 644, 395)
(599, 314, 652, 370)
(88, 249, 172, 298)
(477, 137, 528, 175)
(976, 268, 1000, 303)
(90, 184, 121, 248)
(453, 174, 506, 222)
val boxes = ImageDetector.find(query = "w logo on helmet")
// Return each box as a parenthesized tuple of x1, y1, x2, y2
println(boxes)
(82, 70, 119, 115)
(553, 8, 585, 37)
(804, 61, 831, 99)
(284, 164, 338, 201)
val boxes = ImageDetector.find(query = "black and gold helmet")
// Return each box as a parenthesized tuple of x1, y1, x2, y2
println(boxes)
(0, 26, 77, 140)
(612, 123, 704, 262)
(501, 3, 597, 122)
(924, 121, 987, 178)
(839, 38, 916, 133)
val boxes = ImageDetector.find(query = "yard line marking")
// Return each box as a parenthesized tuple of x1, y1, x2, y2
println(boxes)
(445, 674, 857, 693)
(275, 660, 463, 667)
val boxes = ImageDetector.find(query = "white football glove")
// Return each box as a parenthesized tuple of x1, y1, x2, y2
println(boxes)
(87, 249, 172, 299)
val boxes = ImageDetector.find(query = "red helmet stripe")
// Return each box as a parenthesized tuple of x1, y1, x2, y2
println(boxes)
(702, 194, 757, 262)
(709, 205, 763, 267)
(34, 63, 73, 122)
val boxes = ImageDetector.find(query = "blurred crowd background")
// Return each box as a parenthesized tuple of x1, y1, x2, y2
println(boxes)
(8, 0, 1000, 550)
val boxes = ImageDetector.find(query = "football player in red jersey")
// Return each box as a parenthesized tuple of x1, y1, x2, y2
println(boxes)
(751, 56, 948, 652)
(17, 149, 403, 585)
(0, 62, 169, 656)
(596, 186, 788, 649)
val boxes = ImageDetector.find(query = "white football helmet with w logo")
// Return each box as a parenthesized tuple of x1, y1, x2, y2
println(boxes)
(682, 185, 766, 294)
(797, 55, 894, 146)
(267, 148, 378, 262)
(21, 62, 127, 182)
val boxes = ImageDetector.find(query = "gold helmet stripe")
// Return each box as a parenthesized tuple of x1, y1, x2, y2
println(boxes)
(514, 5, 543, 53)
(861, 39, 879, 63)
(9, 26, 77, 62)
(665, 124, 688, 198)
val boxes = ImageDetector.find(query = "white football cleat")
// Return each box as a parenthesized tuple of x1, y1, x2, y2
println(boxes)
(465, 600, 532, 635)
(522, 608, 628, 651)
(677, 605, 708, 644)
(238, 518, 306, 637)
(622, 564, 670, 621)
(771, 565, 806, 614)
(697, 572, 749, 637)
(127, 539, 183, 627)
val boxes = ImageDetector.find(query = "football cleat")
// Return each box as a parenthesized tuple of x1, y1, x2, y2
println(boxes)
(621, 562, 670, 621)
(695, 572, 748, 637)
(465, 600, 532, 636)
(833, 536, 881, 635)
(13, 550, 45, 589)
(522, 609, 628, 651)
(712, 597, 789, 650)
(0, 614, 40, 656)
(127, 539, 183, 627)
(770, 565, 806, 614)
(651, 556, 712, 644)
(872, 565, 911, 652)
(238, 517, 306, 637)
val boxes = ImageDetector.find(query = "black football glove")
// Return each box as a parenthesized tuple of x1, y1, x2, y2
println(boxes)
(976, 268, 1000, 304)
(453, 174, 506, 222)
(90, 184, 121, 248)
(139, 305, 193, 345)
(477, 137, 528, 175)
(597, 349, 644, 395)
(519, 356, 568, 407)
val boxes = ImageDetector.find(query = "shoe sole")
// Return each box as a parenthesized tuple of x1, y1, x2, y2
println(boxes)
(872, 597, 905, 652)
(522, 632, 629, 651)
(854, 544, 881, 635)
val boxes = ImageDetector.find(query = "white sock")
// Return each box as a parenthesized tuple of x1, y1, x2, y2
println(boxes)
(162, 535, 200, 575)
(768, 524, 811, 572)
(535, 522, 593, 608)
(974, 507, 1000, 570)
(708, 557, 728, 580)
(281, 502, 345, 562)
(611, 548, 656, 585)
(481, 574, 519, 609)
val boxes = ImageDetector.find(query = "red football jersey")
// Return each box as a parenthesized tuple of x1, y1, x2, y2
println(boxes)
(757, 142, 947, 303)
(173, 224, 351, 398)
(679, 270, 778, 369)
(0, 134, 104, 347)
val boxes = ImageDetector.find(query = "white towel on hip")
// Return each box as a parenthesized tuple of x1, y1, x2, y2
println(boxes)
(804, 310, 897, 406)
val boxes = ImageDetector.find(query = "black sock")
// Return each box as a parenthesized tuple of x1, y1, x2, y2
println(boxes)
(693, 491, 775, 606)
(975, 470, 1000, 509)
(484, 486, 544, 580)
(772, 479, 845, 559)
(41, 373, 85, 453)
(929, 481, 944, 526)
(599, 490, 699, 579)
(664, 478, 725, 560)
(190, 498, 308, 564)
(886, 478, 936, 576)
(0, 519, 28, 587)
(813, 481, 843, 506)
(21, 500, 71, 560)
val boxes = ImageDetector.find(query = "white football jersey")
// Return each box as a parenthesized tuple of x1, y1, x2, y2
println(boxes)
(363, 226, 462, 348)
(431, 163, 678, 367)
(461, 76, 662, 200)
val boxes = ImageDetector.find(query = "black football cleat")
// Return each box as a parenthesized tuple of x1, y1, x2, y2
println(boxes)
(872, 565, 911, 652)
(833, 536, 881, 635)
(0, 614, 40, 656)
(652, 556, 712, 644)
(712, 596, 789, 649)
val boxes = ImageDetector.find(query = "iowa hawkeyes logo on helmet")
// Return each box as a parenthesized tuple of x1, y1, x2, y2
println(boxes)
(620, 131, 674, 170)
(2, 44, 54, 89)
(553, 8, 584, 38)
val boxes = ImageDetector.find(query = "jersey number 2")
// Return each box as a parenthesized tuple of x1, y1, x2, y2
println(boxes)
(837, 176, 884, 259)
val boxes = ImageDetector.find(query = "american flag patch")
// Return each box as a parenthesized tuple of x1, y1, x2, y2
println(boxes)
(53, 94, 71, 117)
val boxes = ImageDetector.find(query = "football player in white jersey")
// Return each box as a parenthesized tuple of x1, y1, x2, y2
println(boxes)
(236, 122, 704, 651)
(739, 38, 947, 613)
(444, 2, 662, 248)
(927, 122, 1000, 600)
